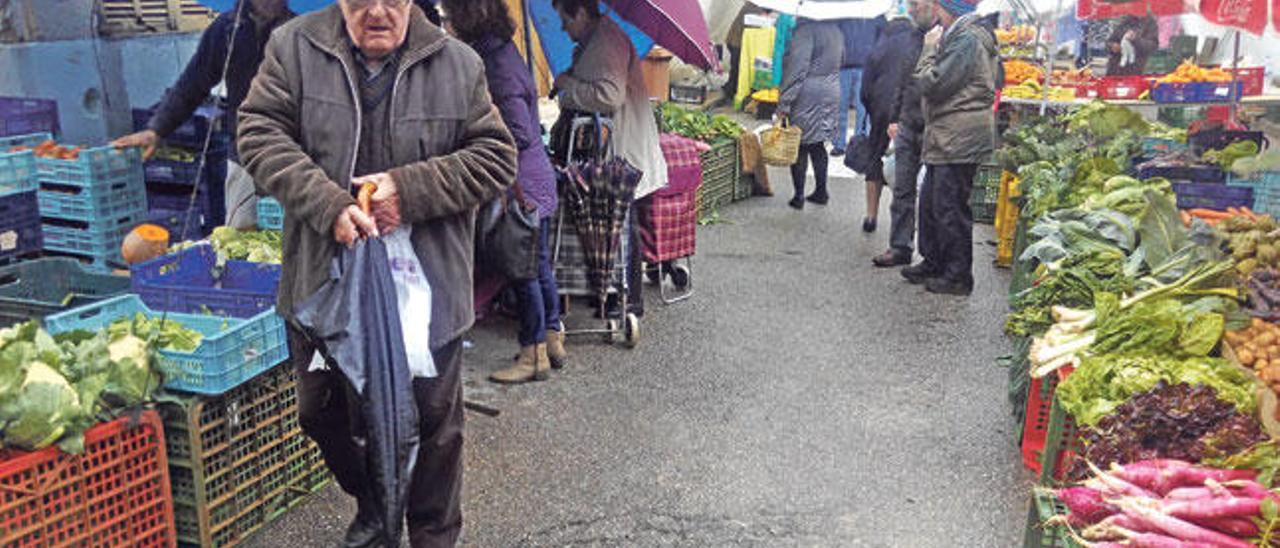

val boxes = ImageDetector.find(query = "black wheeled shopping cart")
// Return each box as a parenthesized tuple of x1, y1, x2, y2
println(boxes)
(551, 115, 642, 348)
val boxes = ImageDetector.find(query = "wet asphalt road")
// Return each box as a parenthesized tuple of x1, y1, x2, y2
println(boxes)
(244, 164, 1032, 547)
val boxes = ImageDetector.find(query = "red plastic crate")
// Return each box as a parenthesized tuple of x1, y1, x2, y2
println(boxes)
(0, 410, 174, 547)
(1073, 79, 1101, 99)
(1099, 76, 1150, 100)
(1231, 67, 1264, 96)
(1020, 374, 1055, 472)
(1021, 366, 1081, 477)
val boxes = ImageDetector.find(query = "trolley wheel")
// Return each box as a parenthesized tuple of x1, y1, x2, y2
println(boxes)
(645, 266, 661, 286)
(606, 319, 620, 343)
(623, 314, 640, 348)
(669, 264, 690, 289)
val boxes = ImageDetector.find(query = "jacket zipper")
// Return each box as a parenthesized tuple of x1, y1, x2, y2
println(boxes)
(387, 42, 445, 145)
(334, 53, 363, 192)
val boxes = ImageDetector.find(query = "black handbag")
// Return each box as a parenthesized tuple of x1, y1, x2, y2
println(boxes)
(842, 134, 875, 175)
(476, 184, 540, 281)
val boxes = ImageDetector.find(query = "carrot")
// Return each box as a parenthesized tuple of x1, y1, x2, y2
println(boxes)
(1188, 208, 1232, 219)
(1181, 210, 1192, 226)
(1242, 206, 1260, 221)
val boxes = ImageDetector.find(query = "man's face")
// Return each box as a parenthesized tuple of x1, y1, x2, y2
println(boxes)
(340, 0, 412, 59)
(908, 0, 935, 29)
(556, 5, 591, 42)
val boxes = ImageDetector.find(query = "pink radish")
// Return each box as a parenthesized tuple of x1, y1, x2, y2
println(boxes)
(1089, 462, 1159, 498)
(1114, 498, 1254, 548)
(1163, 487, 1217, 501)
(1057, 486, 1117, 524)
(1082, 514, 1148, 540)
(1221, 479, 1279, 500)
(1125, 532, 1222, 548)
(1198, 517, 1260, 538)
(1159, 497, 1262, 520)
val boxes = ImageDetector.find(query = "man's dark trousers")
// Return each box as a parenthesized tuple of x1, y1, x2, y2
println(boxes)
(289, 330, 465, 548)
(917, 163, 977, 287)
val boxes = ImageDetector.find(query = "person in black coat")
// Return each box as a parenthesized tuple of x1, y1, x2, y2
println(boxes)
(850, 13, 925, 240)
(865, 2, 929, 267)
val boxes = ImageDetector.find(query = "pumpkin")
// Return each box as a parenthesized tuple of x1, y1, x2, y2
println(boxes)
(121, 223, 170, 265)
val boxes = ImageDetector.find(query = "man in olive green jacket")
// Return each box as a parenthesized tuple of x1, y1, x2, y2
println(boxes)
(237, 0, 516, 545)
(901, 0, 998, 297)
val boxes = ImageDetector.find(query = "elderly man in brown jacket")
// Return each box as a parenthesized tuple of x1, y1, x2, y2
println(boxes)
(237, 0, 517, 545)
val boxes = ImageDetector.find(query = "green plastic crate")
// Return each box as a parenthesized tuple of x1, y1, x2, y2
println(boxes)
(1009, 218, 1035, 299)
(0, 257, 129, 327)
(160, 363, 330, 548)
(1023, 491, 1081, 547)
(971, 165, 1001, 224)
(697, 138, 739, 220)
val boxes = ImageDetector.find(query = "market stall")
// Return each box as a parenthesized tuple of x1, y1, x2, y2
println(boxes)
(996, 92, 1280, 544)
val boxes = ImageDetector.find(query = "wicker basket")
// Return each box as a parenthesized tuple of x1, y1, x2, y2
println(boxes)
(760, 119, 801, 166)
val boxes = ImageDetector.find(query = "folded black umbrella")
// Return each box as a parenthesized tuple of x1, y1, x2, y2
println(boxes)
(293, 238, 420, 546)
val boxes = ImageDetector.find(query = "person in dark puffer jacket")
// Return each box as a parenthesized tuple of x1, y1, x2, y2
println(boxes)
(441, 0, 569, 385)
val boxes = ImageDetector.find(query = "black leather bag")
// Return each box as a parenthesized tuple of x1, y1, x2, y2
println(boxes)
(842, 134, 875, 175)
(476, 184, 540, 281)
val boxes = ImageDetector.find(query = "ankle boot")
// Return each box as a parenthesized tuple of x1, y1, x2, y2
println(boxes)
(536, 343, 551, 377)
(546, 329, 568, 370)
(489, 345, 548, 384)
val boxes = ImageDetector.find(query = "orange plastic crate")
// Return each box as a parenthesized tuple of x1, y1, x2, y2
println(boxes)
(0, 410, 174, 547)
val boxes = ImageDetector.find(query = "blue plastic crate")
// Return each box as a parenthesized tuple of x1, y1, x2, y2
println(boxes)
(131, 243, 279, 319)
(132, 105, 225, 150)
(39, 177, 147, 223)
(1137, 164, 1226, 183)
(143, 140, 229, 186)
(32, 142, 143, 191)
(41, 211, 143, 267)
(0, 149, 38, 195)
(1140, 137, 1188, 157)
(1190, 81, 1244, 102)
(0, 97, 59, 138)
(1151, 82, 1193, 103)
(0, 190, 43, 263)
(1229, 171, 1280, 218)
(257, 197, 283, 230)
(45, 294, 289, 395)
(146, 208, 211, 241)
(1172, 182, 1253, 211)
(0, 132, 50, 151)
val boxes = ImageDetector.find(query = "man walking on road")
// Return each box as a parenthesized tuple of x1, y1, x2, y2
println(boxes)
(900, 0, 998, 296)
(869, 0, 929, 267)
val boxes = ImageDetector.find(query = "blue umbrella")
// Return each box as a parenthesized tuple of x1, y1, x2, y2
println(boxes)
(524, 0, 654, 75)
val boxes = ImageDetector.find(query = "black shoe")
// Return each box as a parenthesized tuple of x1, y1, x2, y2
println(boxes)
(926, 277, 973, 296)
(872, 250, 912, 268)
(344, 502, 383, 548)
(806, 193, 829, 205)
(861, 218, 877, 233)
(901, 262, 941, 285)
(830, 148, 846, 157)
(788, 196, 805, 210)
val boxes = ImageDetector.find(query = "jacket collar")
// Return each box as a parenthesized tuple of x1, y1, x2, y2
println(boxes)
(299, 3, 448, 67)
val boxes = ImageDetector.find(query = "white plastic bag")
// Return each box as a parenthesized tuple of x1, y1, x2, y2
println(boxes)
(384, 229, 437, 378)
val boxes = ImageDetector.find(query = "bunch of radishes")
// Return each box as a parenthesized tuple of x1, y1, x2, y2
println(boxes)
(1047, 459, 1280, 546)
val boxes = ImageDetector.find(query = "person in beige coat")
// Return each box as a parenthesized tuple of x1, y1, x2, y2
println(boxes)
(553, 0, 668, 316)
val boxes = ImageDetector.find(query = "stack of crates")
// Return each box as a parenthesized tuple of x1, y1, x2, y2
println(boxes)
(160, 363, 329, 547)
(134, 105, 228, 239)
(44, 290, 322, 546)
(0, 135, 44, 265)
(9, 132, 147, 270)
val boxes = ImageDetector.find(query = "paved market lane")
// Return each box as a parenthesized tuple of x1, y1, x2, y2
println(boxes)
(246, 165, 1030, 547)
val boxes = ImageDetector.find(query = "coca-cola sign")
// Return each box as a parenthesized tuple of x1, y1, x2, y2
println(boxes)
(1200, 0, 1269, 34)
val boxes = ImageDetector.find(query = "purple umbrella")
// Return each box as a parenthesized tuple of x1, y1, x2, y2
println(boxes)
(601, 0, 720, 71)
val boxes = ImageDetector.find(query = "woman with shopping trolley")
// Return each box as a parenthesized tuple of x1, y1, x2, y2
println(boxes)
(549, 0, 669, 320)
